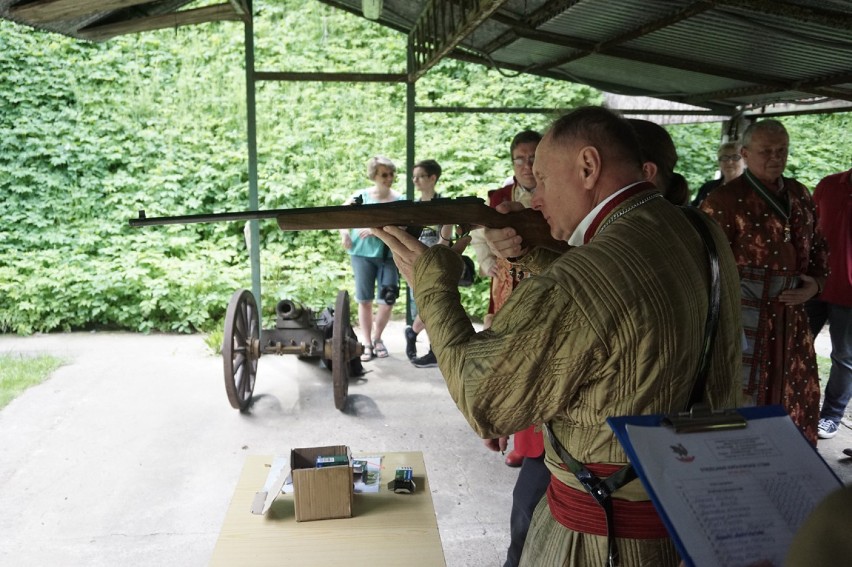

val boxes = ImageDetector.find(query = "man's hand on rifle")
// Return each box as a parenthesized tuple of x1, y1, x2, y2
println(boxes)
(372, 226, 470, 292)
(371, 226, 425, 286)
(484, 201, 529, 260)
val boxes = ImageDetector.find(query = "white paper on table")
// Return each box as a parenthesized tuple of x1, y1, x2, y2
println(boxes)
(624, 415, 841, 567)
(251, 456, 290, 515)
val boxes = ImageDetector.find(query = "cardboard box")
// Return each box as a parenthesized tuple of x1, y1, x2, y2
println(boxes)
(291, 445, 353, 522)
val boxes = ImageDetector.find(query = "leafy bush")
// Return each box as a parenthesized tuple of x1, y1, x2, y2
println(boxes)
(0, 2, 599, 334)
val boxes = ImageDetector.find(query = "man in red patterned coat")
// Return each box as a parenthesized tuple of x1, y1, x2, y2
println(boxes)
(701, 119, 829, 444)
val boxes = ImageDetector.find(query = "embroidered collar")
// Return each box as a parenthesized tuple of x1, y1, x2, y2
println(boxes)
(744, 170, 793, 242)
(573, 181, 658, 245)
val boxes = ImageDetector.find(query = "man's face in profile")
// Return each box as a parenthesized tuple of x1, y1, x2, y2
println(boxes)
(532, 134, 593, 241)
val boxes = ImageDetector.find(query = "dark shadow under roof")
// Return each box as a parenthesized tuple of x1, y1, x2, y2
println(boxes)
(3, 0, 851, 115)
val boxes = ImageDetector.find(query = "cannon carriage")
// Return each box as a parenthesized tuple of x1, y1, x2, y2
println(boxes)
(222, 289, 363, 412)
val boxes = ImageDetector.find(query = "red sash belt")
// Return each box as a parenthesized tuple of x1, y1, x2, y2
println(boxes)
(546, 464, 668, 539)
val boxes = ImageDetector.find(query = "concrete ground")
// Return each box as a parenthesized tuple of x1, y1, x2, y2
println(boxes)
(0, 319, 517, 567)
(1, 321, 850, 567)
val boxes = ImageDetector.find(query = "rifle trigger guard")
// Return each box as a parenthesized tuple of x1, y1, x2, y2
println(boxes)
(455, 224, 474, 239)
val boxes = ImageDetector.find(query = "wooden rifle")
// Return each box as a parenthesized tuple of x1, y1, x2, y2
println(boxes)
(129, 196, 569, 253)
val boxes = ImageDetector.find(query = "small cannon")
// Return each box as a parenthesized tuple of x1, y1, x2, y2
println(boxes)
(221, 289, 363, 411)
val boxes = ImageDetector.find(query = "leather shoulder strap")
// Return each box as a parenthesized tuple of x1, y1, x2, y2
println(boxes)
(680, 206, 722, 410)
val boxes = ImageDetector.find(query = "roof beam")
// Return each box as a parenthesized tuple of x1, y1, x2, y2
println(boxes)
(525, 0, 584, 28)
(742, 100, 852, 117)
(77, 3, 243, 41)
(255, 71, 407, 83)
(9, 0, 151, 23)
(409, 0, 511, 81)
(228, 0, 247, 17)
(681, 72, 852, 105)
(478, 0, 581, 63)
(414, 105, 725, 116)
(448, 47, 582, 85)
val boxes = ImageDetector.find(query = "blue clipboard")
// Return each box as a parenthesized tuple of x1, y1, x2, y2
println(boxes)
(607, 405, 842, 567)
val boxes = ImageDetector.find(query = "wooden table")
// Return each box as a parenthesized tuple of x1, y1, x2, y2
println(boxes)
(210, 451, 446, 566)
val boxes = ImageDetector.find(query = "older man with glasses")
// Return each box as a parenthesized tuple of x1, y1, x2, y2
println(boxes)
(701, 119, 829, 445)
(691, 141, 746, 206)
(472, 130, 542, 326)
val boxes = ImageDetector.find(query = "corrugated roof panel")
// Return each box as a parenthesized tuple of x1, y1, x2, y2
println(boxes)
(791, 0, 852, 10)
(536, 0, 682, 42)
(491, 36, 580, 68)
(0, 0, 196, 37)
(624, 10, 852, 82)
(463, 17, 515, 50)
(559, 53, 751, 99)
(718, 8, 851, 81)
(500, 0, 553, 20)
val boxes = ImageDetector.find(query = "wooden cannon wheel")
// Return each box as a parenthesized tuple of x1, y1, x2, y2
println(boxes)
(332, 289, 351, 411)
(222, 289, 259, 411)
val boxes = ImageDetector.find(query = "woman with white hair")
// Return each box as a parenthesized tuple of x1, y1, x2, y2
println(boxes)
(340, 155, 403, 361)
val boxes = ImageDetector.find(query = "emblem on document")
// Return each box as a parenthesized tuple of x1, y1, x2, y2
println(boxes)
(670, 443, 696, 463)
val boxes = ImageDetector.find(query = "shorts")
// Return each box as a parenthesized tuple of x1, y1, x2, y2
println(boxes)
(350, 255, 399, 303)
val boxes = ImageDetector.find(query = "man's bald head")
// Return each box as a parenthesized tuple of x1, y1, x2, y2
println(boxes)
(547, 106, 644, 173)
(530, 107, 647, 241)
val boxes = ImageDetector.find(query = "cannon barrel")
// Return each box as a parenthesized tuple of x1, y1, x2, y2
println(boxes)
(276, 299, 304, 321)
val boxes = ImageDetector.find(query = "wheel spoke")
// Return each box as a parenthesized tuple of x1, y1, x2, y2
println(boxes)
(233, 353, 245, 374)
(238, 366, 248, 398)
(235, 308, 246, 339)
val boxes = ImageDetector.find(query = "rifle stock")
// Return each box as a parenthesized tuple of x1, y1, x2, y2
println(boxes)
(130, 196, 569, 253)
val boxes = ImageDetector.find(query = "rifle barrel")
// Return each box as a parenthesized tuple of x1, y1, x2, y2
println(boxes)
(128, 197, 486, 228)
(129, 208, 282, 227)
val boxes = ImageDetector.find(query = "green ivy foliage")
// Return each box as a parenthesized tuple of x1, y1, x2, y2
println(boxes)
(1, 1, 849, 336)
(0, 1, 599, 334)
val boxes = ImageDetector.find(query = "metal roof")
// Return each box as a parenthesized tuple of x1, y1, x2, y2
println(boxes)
(2, 0, 851, 115)
(0, 0, 246, 41)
